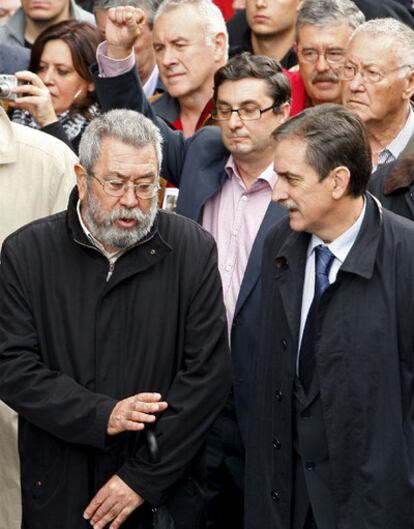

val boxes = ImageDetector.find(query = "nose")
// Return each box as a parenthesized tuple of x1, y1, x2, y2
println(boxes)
(228, 110, 243, 129)
(255, 0, 266, 7)
(40, 66, 54, 85)
(272, 176, 289, 203)
(315, 53, 329, 72)
(348, 70, 365, 92)
(162, 46, 178, 67)
(119, 185, 139, 208)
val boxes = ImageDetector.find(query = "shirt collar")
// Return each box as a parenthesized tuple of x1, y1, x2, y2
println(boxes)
(380, 106, 414, 162)
(224, 155, 277, 188)
(307, 197, 366, 264)
(142, 65, 160, 98)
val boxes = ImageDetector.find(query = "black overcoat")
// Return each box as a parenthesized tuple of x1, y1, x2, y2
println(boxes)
(0, 190, 231, 529)
(245, 195, 414, 529)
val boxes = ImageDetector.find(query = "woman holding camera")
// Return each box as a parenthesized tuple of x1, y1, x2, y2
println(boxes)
(10, 20, 102, 154)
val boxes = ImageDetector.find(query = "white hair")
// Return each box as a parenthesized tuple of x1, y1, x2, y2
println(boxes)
(351, 18, 414, 68)
(154, 0, 228, 58)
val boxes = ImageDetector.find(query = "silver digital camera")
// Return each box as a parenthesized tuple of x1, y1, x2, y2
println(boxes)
(0, 74, 17, 100)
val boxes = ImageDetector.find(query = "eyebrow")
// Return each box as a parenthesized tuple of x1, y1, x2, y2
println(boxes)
(276, 170, 304, 180)
(107, 171, 157, 180)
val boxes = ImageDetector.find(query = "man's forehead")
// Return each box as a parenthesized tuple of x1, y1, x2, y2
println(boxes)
(154, 4, 202, 35)
(217, 78, 270, 103)
(298, 21, 352, 45)
(96, 139, 158, 175)
(347, 32, 399, 66)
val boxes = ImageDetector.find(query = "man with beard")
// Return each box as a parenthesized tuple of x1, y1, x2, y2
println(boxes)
(0, 109, 230, 529)
(287, 0, 365, 115)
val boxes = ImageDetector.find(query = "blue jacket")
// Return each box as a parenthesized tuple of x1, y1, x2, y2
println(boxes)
(92, 65, 287, 440)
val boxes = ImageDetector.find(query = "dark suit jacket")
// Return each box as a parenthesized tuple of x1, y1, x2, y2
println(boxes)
(92, 65, 287, 440)
(0, 44, 29, 74)
(369, 133, 414, 221)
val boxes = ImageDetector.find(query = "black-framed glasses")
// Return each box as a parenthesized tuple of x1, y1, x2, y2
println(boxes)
(339, 63, 413, 84)
(297, 47, 346, 65)
(89, 174, 160, 199)
(212, 104, 276, 121)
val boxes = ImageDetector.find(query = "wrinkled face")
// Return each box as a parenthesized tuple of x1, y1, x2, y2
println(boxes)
(273, 137, 336, 234)
(95, 8, 156, 85)
(216, 77, 289, 160)
(0, 0, 20, 25)
(37, 39, 94, 114)
(22, 0, 69, 21)
(297, 22, 351, 106)
(342, 33, 413, 127)
(153, 4, 223, 99)
(246, 0, 302, 37)
(77, 138, 159, 252)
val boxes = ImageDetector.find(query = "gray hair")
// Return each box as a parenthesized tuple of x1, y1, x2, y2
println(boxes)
(350, 18, 414, 68)
(154, 0, 228, 56)
(93, 0, 157, 26)
(79, 109, 163, 176)
(296, 0, 365, 39)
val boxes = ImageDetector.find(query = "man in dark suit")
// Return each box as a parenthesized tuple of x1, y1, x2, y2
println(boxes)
(245, 103, 414, 529)
(92, 6, 290, 527)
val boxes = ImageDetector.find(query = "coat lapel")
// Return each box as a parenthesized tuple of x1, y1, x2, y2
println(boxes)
(234, 201, 287, 317)
(274, 230, 309, 346)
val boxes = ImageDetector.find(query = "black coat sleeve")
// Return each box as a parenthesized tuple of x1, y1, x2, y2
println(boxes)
(0, 241, 117, 450)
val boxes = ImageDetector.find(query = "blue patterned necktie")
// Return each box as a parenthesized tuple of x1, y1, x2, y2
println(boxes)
(314, 245, 335, 297)
(299, 245, 335, 393)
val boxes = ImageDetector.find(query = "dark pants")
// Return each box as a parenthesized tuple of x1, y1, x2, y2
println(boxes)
(205, 394, 244, 529)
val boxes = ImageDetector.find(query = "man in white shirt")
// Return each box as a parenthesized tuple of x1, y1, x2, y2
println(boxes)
(245, 103, 414, 529)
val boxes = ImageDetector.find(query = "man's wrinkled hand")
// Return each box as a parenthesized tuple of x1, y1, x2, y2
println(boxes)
(83, 475, 144, 529)
(107, 392, 168, 435)
(106, 6, 146, 59)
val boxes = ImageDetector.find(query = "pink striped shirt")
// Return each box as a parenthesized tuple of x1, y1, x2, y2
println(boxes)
(202, 156, 276, 330)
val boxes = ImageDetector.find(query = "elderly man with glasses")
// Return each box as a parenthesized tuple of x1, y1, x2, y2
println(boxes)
(342, 17, 414, 170)
(0, 108, 231, 529)
(92, 9, 291, 525)
(286, 0, 365, 115)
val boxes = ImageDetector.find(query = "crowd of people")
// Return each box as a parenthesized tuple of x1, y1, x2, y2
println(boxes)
(0, 1, 414, 529)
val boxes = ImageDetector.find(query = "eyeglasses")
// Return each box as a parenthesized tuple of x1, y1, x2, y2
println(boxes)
(298, 48, 346, 65)
(90, 174, 160, 199)
(212, 103, 276, 121)
(339, 63, 413, 84)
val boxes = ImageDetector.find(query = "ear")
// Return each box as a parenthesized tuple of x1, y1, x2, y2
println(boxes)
(276, 101, 291, 124)
(75, 163, 88, 202)
(87, 81, 96, 93)
(296, 0, 304, 12)
(212, 31, 227, 63)
(402, 68, 414, 101)
(330, 166, 350, 199)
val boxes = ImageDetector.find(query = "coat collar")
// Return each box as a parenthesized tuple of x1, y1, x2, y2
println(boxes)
(273, 192, 383, 342)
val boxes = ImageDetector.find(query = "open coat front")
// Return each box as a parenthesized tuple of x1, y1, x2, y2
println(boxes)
(245, 195, 414, 529)
(0, 190, 231, 529)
